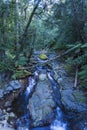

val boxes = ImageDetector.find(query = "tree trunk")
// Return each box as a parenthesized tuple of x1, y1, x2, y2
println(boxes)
(71, 0, 85, 44)
(15, 0, 41, 60)
(19, 0, 41, 52)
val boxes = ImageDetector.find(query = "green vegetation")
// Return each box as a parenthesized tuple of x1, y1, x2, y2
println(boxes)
(0, 0, 87, 88)
(12, 70, 32, 79)
(39, 54, 48, 60)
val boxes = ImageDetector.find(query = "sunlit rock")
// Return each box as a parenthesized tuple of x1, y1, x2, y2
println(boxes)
(28, 79, 56, 127)
(39, 73, 47, 81)
(39, 54, 48, 60)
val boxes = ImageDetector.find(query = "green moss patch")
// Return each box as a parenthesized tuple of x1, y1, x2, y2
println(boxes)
(39, 54, 48, 60)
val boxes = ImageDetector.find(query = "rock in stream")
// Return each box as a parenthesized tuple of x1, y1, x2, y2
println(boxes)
(28, 73, 56, 127)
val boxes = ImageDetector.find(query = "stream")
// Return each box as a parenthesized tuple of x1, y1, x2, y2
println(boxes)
(0, 53, 87, 130)
(12, 63, 70, 130)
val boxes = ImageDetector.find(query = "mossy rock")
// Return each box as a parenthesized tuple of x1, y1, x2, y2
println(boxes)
(73, 91, 85, 103)
(39, 54, 48, 60)
(12, 70, 32, 79)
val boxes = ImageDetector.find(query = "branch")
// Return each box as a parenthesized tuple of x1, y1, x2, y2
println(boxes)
(43, 46, 80, 63)
(74, 66, 78, 88)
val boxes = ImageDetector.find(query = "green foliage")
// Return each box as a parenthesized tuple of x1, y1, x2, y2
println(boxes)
(49, 0, 87, 88)
(0, 0, 33, 74)
(0, 58, 14, 72)
(79, 65, 87, 81)
(0, 0, 87, 89)
(15, 55, 28, 67)
(12, 70, 32, 79)
(65, 42, 87, 88)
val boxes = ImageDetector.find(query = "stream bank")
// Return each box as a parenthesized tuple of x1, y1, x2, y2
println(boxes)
(0, 51, 87, 130)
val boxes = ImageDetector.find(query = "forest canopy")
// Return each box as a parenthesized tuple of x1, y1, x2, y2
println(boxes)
(0, 0, 87, 88)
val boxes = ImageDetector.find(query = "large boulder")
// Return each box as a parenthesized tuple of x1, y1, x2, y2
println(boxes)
(51, 59, 87, 112)
(51, 58, 87, 130)
(0, 78, 28, 108)
(28, 76, 56, 127)
(61, 89, 87, 112)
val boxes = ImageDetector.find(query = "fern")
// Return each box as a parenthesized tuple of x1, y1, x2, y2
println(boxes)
(79, 65, 87, 80)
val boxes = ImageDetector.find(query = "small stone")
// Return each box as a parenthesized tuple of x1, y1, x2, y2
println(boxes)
(3, 110, 7, 114)
(9, 80, 21, 90)
(5, 86, 13, 92)
(3, 91, 10, 95)
(1, 119, 8, 127)
(9, 112, 15, 118)
(4, 101, 11, 107)
(0, 109, 2, 114)
(58, 78, 63, 83)
(6, 108, 11, 112)
(39, 74, 47, 81)
(0, 90, 4, 98)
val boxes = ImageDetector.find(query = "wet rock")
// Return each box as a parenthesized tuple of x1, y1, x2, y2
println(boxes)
(9, 80, 21, 90)
(9, 112, 15, 118)
(70, 112, 87, 130)
(0, 127, 15, 130)
(3, 109, 7, 114)
(28, 78, 56, 127)
(50, 57, 87, 130)
(61, 90, 87, 112)
(5, 86, 13, 92)
(16, 126, 29, 130)
(39, 74, 47, 81)
(6, 108, 11, 112)
(0, 90, 4, 98)
(0, 80, 22, 102)
(0, 109, 16, 130)
(4, 101, 11, 107)
(51, 60, 87, 113)
(0, 109, 2, 114)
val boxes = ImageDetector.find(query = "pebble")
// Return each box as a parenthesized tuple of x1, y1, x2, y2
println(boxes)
(6, 108, 11, 112)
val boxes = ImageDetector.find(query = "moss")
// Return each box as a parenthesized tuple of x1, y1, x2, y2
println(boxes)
(39, 54, 48, 60)
(63, 64, 75, 76)
(73, 91, 85, 103)
(12, 70, 32, 79)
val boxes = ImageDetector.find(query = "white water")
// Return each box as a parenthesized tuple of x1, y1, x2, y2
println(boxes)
(50, 120, 66, 130)
(15, 67, 69, 130)
(25, 77, 36, 96)
(25, 70, 39, 95)
(47, 72, 53, 81)
(50, 107, 67, 130)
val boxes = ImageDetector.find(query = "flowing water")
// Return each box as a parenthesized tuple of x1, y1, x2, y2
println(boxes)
(50, 107, 69, 130)
(12, 64, 70, 130)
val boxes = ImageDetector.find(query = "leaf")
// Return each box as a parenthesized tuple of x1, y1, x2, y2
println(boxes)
(81, 43, 87, 48)
(78, 65, 87, 80)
